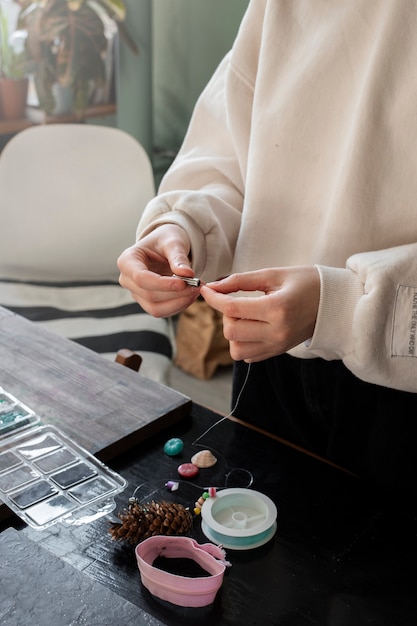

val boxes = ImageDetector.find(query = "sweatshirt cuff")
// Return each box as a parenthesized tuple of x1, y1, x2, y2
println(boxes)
(307, 265, 364, 357)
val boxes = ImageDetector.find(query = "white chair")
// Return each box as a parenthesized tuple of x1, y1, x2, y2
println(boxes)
(0, 124, 174, 384)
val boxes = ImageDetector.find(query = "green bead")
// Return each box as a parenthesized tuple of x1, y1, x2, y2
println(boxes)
(164, 438, 184, 456)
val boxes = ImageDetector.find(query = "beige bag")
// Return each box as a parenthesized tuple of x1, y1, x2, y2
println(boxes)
(175, 298, 233, 379)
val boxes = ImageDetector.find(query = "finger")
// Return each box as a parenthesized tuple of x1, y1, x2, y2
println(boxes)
(229, 340, 280, 363)
(170, 260, 195, 276)
(117, 245, 147, 275)
(223, 316, 270, 343)
(205, 270, 278, 294)
(200, 285, 229, 313)
(120, 266, 190, 294)
(155, 228, 193, 275)
(150, 293, 200, 318)
(131, 289, 200, 318)
(202, 286, 270, 322)
(118, 228, 191, 281)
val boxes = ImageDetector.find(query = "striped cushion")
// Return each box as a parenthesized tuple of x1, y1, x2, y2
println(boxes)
(0, 279, 174, 384)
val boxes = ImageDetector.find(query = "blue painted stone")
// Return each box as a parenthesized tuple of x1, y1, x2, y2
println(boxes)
(163, 437, 184, 456)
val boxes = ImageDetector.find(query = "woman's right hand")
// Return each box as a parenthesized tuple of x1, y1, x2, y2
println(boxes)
(117, 224, 201, 317)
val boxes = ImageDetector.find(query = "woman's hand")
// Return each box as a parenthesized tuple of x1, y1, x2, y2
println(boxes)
(117, 224, 201, 317)
(201, 267, 320, 362)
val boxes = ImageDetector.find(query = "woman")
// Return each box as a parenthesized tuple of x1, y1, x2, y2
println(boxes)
(118, 0, 417, 492)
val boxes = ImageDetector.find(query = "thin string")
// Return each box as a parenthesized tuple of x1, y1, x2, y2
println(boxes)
(130, 362, 254, 502)
(191, 362, 252, 447)
(131, 467, 253, 503)
(132, 478, 223, 501)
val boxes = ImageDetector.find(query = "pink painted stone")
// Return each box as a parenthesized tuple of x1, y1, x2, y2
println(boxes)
(177, 462, 199, 478)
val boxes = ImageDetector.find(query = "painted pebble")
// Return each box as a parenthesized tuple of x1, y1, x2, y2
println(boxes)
(177, 462, 199, 478)
(163, 438, 184, 456)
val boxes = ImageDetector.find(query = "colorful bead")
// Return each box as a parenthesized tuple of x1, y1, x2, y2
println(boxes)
(165, 480, 179, 492)
(208, 487, 217, 498)
(164, 438, 184, 456)
(177, 462, 199, 478)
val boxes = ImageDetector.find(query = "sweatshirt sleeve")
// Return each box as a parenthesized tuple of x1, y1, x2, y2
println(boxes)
(136, 52, 249, 282)
(303, 242, 417, 392)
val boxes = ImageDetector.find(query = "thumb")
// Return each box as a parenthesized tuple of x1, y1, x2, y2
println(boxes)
(170, 257, 193, 276)
(160, 228, 194, 276)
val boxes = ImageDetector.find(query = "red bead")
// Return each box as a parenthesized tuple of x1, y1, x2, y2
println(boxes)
(177, 462, 199, 478)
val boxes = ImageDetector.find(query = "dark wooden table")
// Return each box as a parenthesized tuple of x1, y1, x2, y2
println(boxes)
(0, 306, 191, 463)
(1, 308, 416, 625)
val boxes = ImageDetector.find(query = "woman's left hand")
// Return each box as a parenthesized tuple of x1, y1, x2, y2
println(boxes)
(200, 267, 320, 362)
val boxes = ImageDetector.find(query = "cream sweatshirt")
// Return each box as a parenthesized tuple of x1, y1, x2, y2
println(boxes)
(137, 0, 417, 393)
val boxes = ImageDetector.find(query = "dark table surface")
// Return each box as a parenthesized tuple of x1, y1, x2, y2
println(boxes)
(3, 403, 417, 626)
(1, 307, 416, 625)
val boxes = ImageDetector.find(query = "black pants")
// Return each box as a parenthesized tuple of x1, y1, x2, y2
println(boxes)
(232, 354, 417, 494)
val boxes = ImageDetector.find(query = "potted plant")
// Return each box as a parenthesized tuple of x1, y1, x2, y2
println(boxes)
(0, 1, 29, 119)
(18, 0, 137, 116)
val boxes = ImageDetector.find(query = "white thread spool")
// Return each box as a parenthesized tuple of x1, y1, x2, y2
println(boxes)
(201, 488, 277, 550)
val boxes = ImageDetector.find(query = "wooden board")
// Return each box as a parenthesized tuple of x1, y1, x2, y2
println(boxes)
(0, 307, 191, 462)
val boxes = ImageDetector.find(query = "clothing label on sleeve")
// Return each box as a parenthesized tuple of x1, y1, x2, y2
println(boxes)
(392, 285, 417, 357)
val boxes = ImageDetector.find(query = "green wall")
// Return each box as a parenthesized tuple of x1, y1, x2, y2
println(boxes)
(117, 0, 248, 179)
(116, 1, 153, 153)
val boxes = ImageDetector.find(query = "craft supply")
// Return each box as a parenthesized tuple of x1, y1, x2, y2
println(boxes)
(135, 535, 230, 607)
(194, 488, 216, 516)
(191, 363, 252, 450)
(165, 480, 179, 492)
(172, 274, 201, 287)
(200, 488, 277, 550)
(110, 361, 278, 553)
(33, 448, 78, 474)
(9, 480, 57, 509)
(163, 438, 184, 456)
(177, 462, 199, 478)
(0, 391, 34, 436)
(109, 499, 193, 545)
(0, 387, 126, 529)
(190, 449, 217, 468)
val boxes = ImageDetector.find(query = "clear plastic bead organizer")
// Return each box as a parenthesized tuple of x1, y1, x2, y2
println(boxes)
(0, 386, 127, 529)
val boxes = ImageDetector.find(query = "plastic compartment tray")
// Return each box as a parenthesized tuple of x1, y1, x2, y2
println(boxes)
(0, 388, 126, 529)
(0, 390, 39, 439)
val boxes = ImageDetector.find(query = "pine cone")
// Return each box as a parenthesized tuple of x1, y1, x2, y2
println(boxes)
(109, 499, 193, 545)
